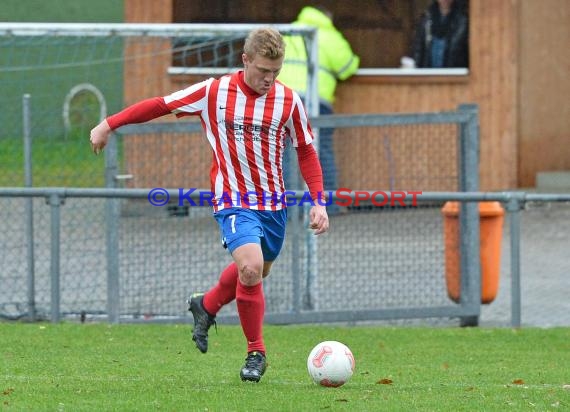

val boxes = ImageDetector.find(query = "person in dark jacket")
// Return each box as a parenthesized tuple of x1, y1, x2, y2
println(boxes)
(412, 0, 469, 68)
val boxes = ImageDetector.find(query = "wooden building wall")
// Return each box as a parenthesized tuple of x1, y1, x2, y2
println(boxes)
(335, 0, 518, 191)
(518, 0, 570, 187)
(122, 0, 568, 191)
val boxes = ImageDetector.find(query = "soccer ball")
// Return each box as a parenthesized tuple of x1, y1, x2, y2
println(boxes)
(307, 341, 355, 387)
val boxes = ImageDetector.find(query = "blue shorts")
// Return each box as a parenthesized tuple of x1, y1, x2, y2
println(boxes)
(214, 207, 287, 261)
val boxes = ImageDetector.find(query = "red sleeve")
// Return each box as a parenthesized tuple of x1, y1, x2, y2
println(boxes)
(106, 97, 171, 130)
(296, 143, 324, 202)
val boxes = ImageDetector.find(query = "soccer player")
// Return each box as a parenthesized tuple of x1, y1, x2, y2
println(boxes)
(90, 27, 329, 383)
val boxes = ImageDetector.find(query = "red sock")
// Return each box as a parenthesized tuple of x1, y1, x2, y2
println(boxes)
(203, 263, 238, 316)
(236, 280, 265, 354)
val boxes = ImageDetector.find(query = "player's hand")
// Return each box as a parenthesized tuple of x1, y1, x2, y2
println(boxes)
(309, 204, 329, 235)
(90, 120, 112, 155)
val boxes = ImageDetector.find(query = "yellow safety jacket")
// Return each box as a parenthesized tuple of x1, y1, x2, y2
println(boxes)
(279, 6, 360, 105)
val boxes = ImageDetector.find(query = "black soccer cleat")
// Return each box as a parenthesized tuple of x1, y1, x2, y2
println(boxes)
(240, 351, 267, 383)
(187, 293, 216, 354)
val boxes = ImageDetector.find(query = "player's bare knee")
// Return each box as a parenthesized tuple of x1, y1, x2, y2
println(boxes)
(239, 263, 263, 286)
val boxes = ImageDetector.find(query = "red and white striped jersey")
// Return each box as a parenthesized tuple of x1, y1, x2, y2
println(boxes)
(163, 70, 314, 211)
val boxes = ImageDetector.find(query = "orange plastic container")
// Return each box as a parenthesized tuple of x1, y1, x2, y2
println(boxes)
(441, 201, 504, 304)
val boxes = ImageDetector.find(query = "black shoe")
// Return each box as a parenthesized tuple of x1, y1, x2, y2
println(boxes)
(187, 293, 216, 353)
(240, 351, 267, 383)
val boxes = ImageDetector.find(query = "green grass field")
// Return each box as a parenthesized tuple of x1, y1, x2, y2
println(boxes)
(1, 0, 123, 22)
(0, 136, 107, 187)
(1, 0, 125, 141)
(1, 323, 568, 411)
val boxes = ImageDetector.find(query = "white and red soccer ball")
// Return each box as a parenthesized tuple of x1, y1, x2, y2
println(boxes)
(307, 340, 355, 387)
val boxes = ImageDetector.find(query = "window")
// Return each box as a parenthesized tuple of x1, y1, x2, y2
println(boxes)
(171, 0, 469, 73)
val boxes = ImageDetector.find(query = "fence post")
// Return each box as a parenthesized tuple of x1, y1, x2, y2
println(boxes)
(458, 104, 481, 326)
(47, 193, 63, 322)
(506, 194, 523, 327)
(23, 94, 36, 321)
(105, 134, 120, 323)
(290, 191, 302, 313)
(304, 28, 320, 310)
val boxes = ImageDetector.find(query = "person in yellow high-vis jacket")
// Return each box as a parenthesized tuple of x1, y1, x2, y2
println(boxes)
(279, 5, 359, 214)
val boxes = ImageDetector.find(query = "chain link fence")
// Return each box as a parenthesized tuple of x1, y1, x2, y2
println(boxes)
(0, 23, 319, 188)
(2, 188, 569, 327)
(1, 23, 568, 327)
(0, 103, 492, 327)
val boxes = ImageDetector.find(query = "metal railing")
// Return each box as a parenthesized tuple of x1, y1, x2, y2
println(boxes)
(2, 187, 568, 327)
(2, 103, 489, 327)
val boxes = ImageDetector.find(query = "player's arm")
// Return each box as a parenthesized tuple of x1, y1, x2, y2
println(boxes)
(296, 143, 329, 235)
(296, 143, 323, 201)
(90, 97, 170, 155)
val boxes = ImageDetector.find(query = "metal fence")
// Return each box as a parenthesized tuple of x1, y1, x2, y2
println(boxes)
(2, 105, 480, 325)
(2, 187, 569, 328)
(2, 23, 568, 329)
(0, 23, 320, 190)
(2, 105, 569, 328)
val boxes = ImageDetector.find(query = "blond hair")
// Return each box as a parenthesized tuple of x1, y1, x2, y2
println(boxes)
(243, 27, 285, 60)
